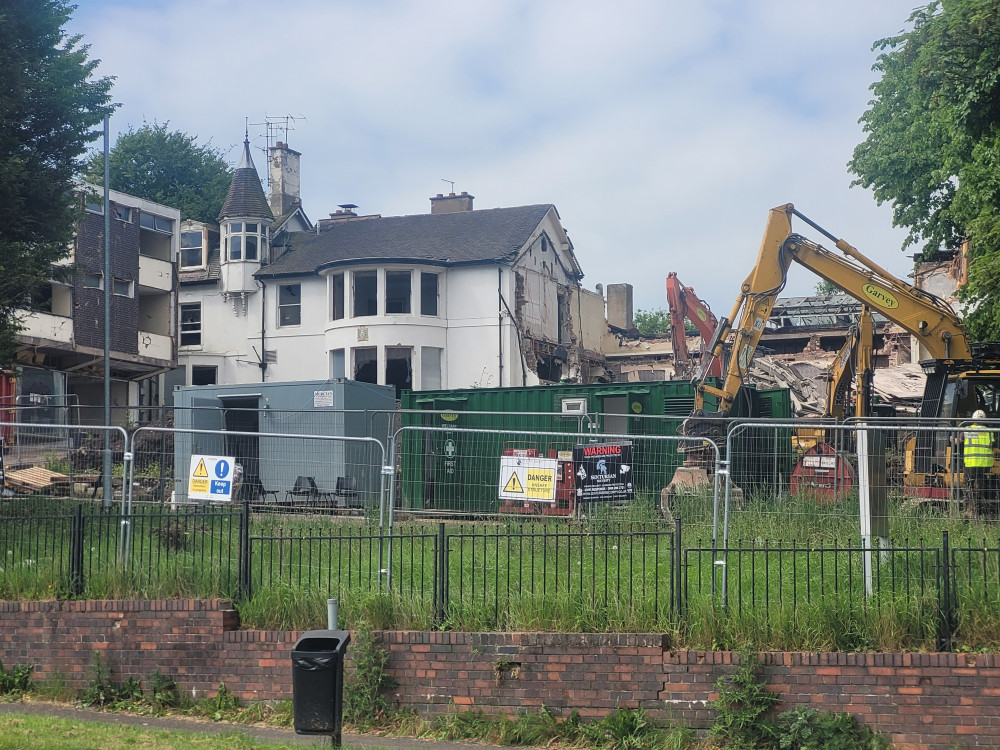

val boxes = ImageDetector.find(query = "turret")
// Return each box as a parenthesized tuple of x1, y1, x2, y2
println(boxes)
(218, 136, 274, 300)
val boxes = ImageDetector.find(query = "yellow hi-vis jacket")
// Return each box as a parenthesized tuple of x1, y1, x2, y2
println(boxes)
(964, 424, 994, 468)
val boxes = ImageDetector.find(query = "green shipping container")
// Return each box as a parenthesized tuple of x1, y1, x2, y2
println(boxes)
(399, 381, 791, 513)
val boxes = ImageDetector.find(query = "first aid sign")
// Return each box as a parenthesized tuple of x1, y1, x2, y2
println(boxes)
(189, 455, 236, 502)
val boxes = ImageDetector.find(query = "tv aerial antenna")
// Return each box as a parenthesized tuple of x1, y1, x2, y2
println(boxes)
(249, 114, 307, 186)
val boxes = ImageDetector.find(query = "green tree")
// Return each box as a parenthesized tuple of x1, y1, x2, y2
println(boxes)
(849, 0, 1000, 339)
(814, 279, 839, 296)
(85, 123, 233, 224)
(635, 307, 698, 336)
(633, 308, 670, 336)
(0, 1, 114, 366)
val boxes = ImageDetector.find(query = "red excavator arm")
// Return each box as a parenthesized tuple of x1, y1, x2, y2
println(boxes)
(665, 272, 722, 378)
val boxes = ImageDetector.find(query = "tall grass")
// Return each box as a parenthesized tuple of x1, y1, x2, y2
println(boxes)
(3, 494, 1000, 651)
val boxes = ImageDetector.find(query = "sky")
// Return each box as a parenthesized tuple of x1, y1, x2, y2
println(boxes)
(68, 0, 923, 316)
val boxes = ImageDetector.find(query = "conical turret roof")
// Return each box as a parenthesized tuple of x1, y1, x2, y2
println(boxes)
(218, 137, 274, 222)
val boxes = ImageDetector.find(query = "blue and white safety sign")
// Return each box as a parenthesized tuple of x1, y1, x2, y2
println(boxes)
(188, 455, 236, 502)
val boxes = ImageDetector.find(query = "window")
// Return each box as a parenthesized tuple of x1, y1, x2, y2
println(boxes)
(115, 205, 131, 222)
(180, 230, 205, 268)
(112, 278, 134, 298)
(421, 272, 439, 316)
(330, 349, 345, 379)
(180, 303, 202, 346)
(331, 273, 345, 321)
(191, 365, 217, 386)
(140, 213, 173, 233)
(353, 271, 377, 317)
(226, 221, 265, 262)
(278, 283, 301, 326)
(421, 347, 442, 390)
(85, 195, 103, 214)
(385, 271, 411, 314)
(385, 347, 412, 397)
(354, 347, 377, 384)
(83, 272, 103, 290)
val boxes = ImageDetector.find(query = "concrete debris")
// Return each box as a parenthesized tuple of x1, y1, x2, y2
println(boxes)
(872, 362, 926, 411)
(745, 356, 926, 417)
(747, 355, 833, 416)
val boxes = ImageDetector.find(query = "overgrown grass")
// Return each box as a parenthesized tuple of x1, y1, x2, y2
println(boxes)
(5, 493, 1000, 651)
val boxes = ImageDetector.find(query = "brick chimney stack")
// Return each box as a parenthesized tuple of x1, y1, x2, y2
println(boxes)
(430, 191, 474, 214)
(268, 141, 301, 217)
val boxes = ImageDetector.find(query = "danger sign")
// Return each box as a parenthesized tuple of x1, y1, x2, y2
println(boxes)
(498, 455, 557, 502)
(189, 454, 236, 502)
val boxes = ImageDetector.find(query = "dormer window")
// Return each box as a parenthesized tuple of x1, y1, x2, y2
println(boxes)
(226, 221, 265, 261)
(180, 230, 205, 268)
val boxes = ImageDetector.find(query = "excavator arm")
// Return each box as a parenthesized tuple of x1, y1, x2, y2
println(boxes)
(665, 273, 722, 378)
(694, 203, 971, 416)
(826, 305, 874, 419)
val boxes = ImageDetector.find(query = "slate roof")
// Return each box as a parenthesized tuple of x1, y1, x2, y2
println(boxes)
(218, 139, 274, 222)
(258, 204, 571, 279)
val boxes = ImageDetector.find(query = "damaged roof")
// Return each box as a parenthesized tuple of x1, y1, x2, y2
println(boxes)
(258, 204, 575, 279)
(769, 294, 888, 330)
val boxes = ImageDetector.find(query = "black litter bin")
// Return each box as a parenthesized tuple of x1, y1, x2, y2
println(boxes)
(291, 629, 351, 741)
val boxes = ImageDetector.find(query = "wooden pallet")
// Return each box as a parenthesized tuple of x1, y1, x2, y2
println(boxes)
(5, 466, 71, 494)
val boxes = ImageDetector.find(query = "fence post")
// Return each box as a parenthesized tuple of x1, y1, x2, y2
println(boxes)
(937, 529, 955, 651)
(435, 522, 447, 625)
(238, 500, 251, 601)
(69, 504, 84, 596)
(673, 516, 682, 622)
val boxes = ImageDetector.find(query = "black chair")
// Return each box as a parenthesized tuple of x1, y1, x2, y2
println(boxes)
(335, 476, 360, 507)
(285, 476, 318, 504)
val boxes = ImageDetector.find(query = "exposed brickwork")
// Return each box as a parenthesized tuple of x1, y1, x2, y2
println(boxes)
(1, 600, 998, 749)
(75, 208, 140, 355)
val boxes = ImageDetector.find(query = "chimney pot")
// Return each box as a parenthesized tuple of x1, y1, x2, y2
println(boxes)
(276, 141, 284, 148)
(449, 192, 456, 196)
(436, 193, 444, 198)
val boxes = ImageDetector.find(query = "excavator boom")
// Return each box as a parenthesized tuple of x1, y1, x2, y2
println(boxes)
(665, 273, 721, 378)
(695, 203, 972, 415)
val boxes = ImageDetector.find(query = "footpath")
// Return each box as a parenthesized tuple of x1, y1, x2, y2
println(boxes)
(0, 699, 500, 749)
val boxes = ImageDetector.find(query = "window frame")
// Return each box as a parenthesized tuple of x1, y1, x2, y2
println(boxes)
(420, 272, 439, 317)
(112, 278, 134, 298)
(330, 273, 345, 321)
(180, 230, 206, 269)
(353, 270, 378, 317)
(226, 221, 265, 262)
(277, 283, 302, 327)
(179, 302, 202, 347)
(385, 270, 412, 315)
(83, 272, 103, 290)
(140, 212, 173, 233)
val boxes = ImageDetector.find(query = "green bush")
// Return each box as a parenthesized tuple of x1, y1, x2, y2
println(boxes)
(0, 661, 32, 693)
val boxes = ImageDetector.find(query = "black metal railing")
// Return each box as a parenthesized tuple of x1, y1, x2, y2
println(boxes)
(2, 501, 998, 649)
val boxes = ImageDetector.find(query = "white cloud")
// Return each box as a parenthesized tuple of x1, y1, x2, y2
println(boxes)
(70, 0, 921, 313)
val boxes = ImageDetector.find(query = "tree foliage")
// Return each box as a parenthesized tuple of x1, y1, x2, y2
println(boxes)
(814, 279, 840, 296)
(0, 1, 114, 367)
(85, 123, 233, 224)
(633, 308, 670, 336)
(849, 0, 1000, 339)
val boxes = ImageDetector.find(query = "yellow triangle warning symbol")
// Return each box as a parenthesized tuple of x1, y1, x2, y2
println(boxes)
(193, 458, 209, 478)
(503, 473, 524, 494)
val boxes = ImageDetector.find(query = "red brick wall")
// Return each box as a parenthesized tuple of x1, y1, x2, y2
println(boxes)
(1, 599, 998, 749)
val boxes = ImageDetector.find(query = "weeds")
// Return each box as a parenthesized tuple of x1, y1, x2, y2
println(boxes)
(342, 619, 395, 729)
(0, 661, 32, 694)
(710, 647, 781, 749)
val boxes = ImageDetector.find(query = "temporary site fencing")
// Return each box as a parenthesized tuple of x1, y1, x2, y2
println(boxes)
(1, 415, 1000, 648)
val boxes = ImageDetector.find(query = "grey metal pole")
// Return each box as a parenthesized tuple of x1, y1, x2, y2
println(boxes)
(326, 598, 338, 630)
(102, 115, 113, 509)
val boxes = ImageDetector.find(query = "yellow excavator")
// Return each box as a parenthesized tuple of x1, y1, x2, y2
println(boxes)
(684, 203, 1000, 498)
(825, 305, 874, 420)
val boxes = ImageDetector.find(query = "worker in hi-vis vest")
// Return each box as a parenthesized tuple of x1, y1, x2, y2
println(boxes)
(963, 409, 995, 512)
